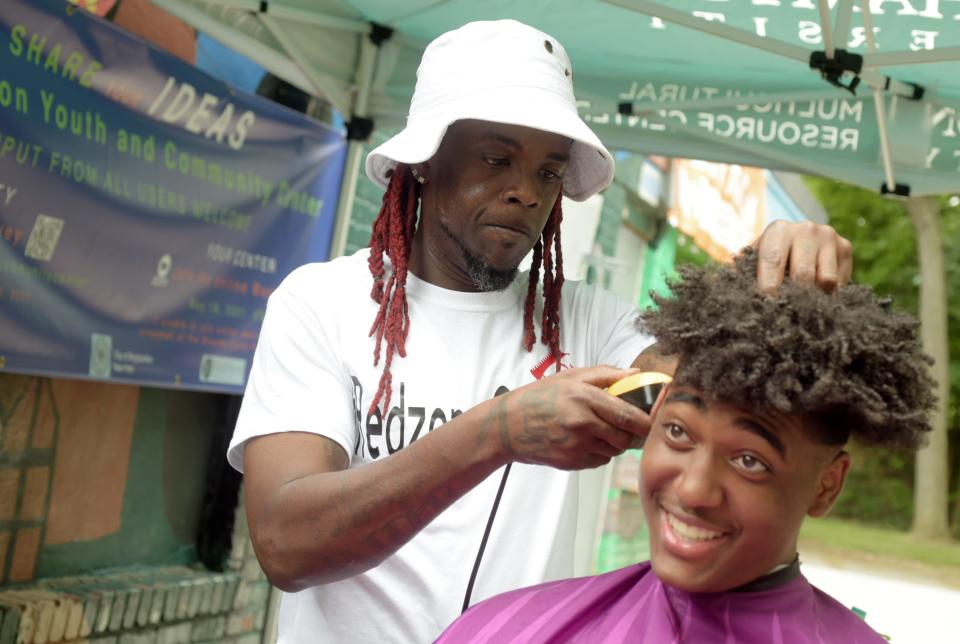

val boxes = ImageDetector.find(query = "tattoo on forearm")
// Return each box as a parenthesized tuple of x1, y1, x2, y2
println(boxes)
(476, 393, 509, 449)
(327, 482, 461, 573)
(518, 388, 567, 449)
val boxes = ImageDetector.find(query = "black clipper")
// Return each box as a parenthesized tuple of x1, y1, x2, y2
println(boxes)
(607, 372, 672, 414)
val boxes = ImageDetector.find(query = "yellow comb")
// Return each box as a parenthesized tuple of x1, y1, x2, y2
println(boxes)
(607, 372, 673, 413)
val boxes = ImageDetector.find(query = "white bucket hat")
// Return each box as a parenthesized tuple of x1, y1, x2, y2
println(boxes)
(365, 20, 614, 202)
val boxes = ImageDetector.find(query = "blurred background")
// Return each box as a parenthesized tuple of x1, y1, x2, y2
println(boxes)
(0, 1, 957, 642)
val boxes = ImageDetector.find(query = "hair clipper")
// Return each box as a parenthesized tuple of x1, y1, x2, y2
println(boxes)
(607, 372, 672, 414)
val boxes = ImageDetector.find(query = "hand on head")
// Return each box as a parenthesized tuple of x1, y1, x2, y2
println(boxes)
(751, 220, 853, 294)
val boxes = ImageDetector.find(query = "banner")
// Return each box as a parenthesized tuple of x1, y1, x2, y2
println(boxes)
(0, 0, 347, 392)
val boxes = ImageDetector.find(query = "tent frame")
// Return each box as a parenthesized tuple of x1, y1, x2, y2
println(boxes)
(606, 0, 945, 197)
(157, 0, 960, 259)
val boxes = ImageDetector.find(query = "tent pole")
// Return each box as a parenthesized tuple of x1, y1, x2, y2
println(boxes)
(192, 0, 259, 9)
(258, 15, 353, 115)
(257, 3, 369, 32)
(859, 2, 897, 193)
(330, 34, 380, 259)
(197, 0, 370, 32)
(330, 143, 366, 258)
(864, 47, 960, 67)
(817, 0, 835, 59)
(833, 0, 855, 46)
(871, 91, 898, 192)
(151, 0, 315, 92)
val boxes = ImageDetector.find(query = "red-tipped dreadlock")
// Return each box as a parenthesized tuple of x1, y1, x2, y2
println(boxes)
(367, 168, 565, 415)
(367, 164, 419, 416)
(523, 189, 564, 365)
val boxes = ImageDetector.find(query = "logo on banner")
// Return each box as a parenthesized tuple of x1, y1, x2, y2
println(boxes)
(198, 353, 247, 386)
(151, 254, 172, 287)
(24, 214, 65, 262)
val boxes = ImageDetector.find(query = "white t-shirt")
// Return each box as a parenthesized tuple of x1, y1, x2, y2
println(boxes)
(230, 248, 652, 643)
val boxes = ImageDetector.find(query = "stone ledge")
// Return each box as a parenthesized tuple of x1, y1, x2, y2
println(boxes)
(0, 566, 241, 644)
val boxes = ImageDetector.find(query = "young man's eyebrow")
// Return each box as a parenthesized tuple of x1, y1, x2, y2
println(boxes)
(664, 391, 707, 412)
(734, 419, 787, 459)
(481, 133, 570, 162)
(665, 392, 788, 459)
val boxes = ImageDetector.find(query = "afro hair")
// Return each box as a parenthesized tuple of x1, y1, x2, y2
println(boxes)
(639, 248, 937, 449)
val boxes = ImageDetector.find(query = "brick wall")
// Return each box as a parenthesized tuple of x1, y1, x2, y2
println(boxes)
(0, 375, 275, 644)
(221, 488, 273, 644)
(0, 377, 55, 585)
(0, 515, 271, 644)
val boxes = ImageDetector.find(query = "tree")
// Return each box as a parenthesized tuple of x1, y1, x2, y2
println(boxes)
(907, 198, 951, 539)
(804, 179, 960, 539)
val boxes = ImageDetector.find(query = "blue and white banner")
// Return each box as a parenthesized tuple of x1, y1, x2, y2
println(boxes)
(0, 0, 347, 392)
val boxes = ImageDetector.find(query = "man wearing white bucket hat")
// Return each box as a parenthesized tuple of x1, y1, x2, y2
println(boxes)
(231, 20, 853, 643)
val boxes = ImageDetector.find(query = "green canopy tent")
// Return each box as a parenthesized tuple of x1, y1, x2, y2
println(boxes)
(153, 0, 960, 255)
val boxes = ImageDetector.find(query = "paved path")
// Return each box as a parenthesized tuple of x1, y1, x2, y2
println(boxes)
(803, 561, 960, 643)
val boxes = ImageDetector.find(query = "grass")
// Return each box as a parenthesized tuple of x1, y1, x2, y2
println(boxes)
(799, 517, 960, 588)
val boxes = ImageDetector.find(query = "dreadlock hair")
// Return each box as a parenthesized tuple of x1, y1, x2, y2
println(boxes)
(367, 165, 565, 415)
(639, 247, 937, 449)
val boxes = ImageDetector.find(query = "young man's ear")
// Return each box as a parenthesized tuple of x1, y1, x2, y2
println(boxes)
(807, 450, 851, 518)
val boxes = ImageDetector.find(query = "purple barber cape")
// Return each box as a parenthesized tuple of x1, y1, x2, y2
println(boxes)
(435, 560, 886, 643)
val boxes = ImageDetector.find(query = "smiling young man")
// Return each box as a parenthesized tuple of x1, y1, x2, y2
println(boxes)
(233, 20, 856, 644)
(436, 249, 935, 643)
(644, 388, 846, 596)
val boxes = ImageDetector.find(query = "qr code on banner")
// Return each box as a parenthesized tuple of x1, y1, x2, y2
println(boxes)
(89, 333, 112, 378)
(24, 214, 65, 262)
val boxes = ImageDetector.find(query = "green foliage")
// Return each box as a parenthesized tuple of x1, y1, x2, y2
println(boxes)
(832, 445, 915, 530)
(674, 230, 716, 269)
(800, 517, 960, 571)
(804, 178, 960, 532)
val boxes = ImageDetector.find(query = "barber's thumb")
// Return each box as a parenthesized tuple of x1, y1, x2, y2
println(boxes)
(578, 365, 641, 388)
